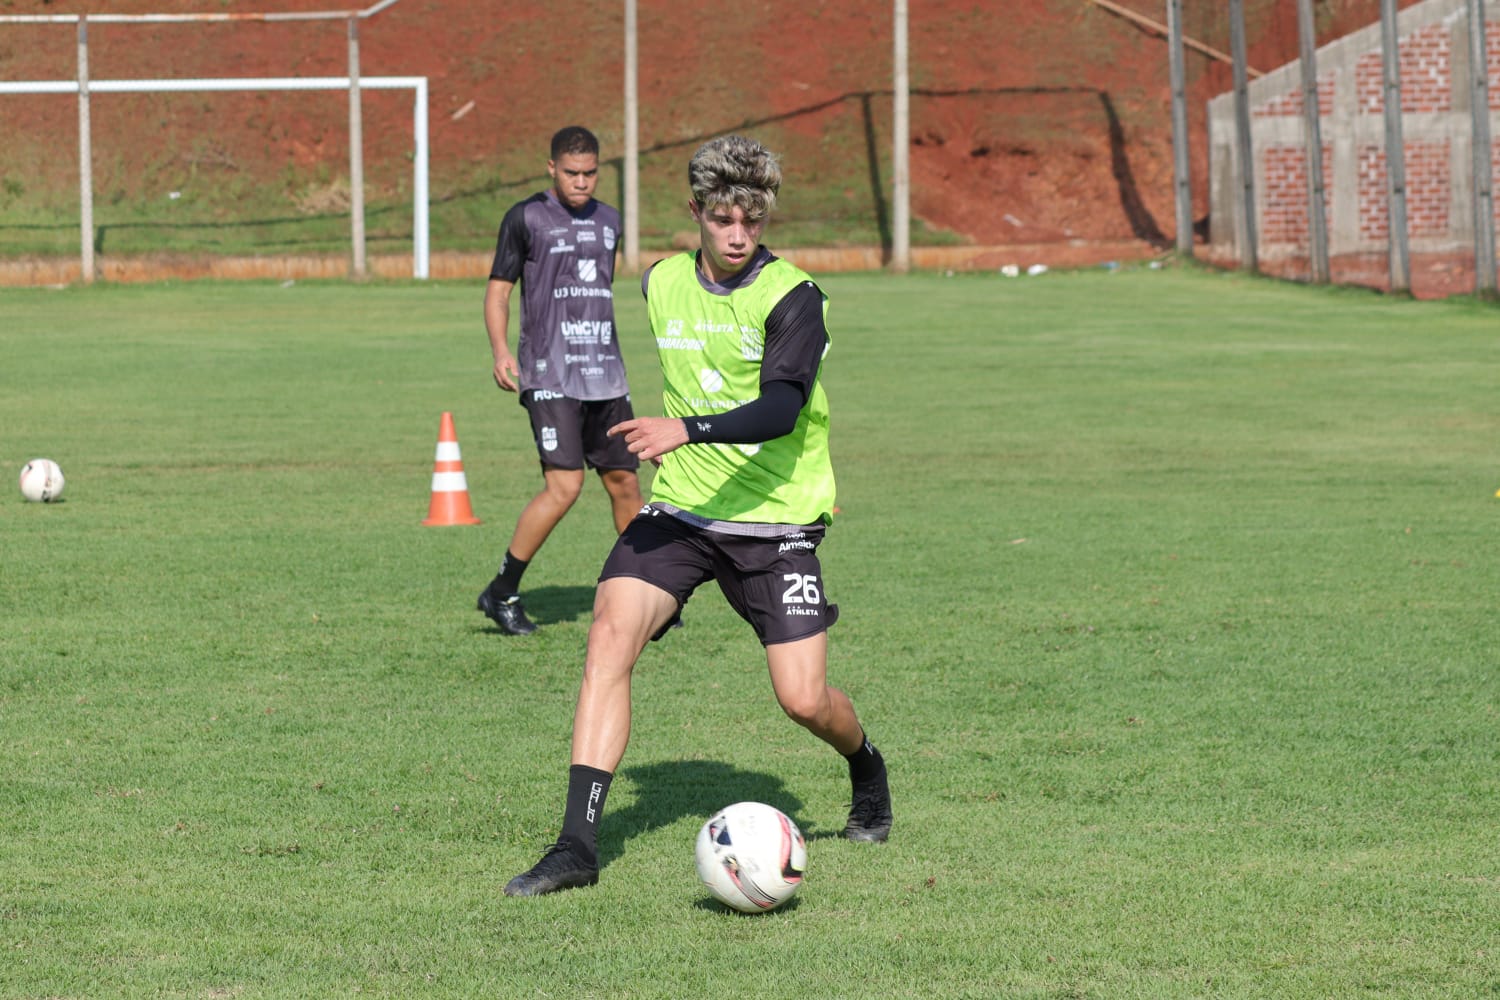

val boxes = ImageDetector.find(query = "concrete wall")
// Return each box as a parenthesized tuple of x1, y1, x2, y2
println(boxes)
(1208, 0, 1500, 260)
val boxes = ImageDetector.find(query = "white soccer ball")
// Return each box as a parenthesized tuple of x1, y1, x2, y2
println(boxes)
(19, 458, 65, 503)
(694, 801, 806, 913)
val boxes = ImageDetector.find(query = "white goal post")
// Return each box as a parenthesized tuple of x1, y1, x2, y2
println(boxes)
(0, 74, 430, 279)
(0, 2, 427, 281)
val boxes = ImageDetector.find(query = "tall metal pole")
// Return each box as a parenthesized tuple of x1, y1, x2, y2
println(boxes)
(77, 16, 95, 284)
(623, 0, 639, 273)
(1229, 0, 1257, 271)
(1166, 0, 1193, 257)
(1296, 0, 1329, 283)
(348, 17, 367, 279)
(1379, 0, 1410, 293)
(1466, 0, 1496, 295)
(891, 0, 910, 272)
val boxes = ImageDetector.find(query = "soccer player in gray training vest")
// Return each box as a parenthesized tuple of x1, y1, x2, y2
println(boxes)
(477, 126, 643, 636)
(504, 135, 892, 898)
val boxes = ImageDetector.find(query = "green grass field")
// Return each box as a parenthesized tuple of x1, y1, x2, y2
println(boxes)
(2, 267, 1497, 998)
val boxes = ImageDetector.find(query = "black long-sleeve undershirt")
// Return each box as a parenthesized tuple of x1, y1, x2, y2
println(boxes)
(682, 379, 805, 444)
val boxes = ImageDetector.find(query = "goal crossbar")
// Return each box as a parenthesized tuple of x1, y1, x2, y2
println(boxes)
(0, 75, 429, 278)
(0, 0, 403, 25)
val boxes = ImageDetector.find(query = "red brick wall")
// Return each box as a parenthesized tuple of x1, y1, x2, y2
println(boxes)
(1255, 79, 1336, 118)
(1252, 16, 1498, 249)
(1492, 27, 1500, 109)
(1263, 144, 1333, 242)
(1354, 24, 1452, 113)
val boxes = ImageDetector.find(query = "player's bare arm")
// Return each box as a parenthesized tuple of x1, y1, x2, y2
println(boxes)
(484, 277, 521, 391)
(609, 416, 688, 462)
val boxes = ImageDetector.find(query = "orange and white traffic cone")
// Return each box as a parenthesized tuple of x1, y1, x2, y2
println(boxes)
(422, 411, 481, 526)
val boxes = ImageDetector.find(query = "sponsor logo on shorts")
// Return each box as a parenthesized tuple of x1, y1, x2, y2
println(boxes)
(532, 389, 565, 401)
(541, 426, 558, 451)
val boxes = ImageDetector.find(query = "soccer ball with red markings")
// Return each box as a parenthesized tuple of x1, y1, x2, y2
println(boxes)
(694, 801, 806, 913)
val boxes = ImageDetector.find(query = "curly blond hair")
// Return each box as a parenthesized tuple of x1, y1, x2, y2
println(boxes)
(688, 135, 781, 221)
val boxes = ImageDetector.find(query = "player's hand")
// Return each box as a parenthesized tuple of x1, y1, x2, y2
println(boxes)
(492, 354, 520, 392)
(609, 416, 689, 463)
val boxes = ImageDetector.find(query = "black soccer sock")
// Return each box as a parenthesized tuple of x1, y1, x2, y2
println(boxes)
(843, 734, 884, 786)
(493, 550, 529, 596)
(559, 764, 613, 863)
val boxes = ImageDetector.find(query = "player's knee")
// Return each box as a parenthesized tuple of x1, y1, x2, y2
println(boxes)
(777, 690, 830, 731)
(580, 653, 633, 688)
(586, 610, 649, 666)
(545, 477, 585, 507)
(600, 468, 639, 494)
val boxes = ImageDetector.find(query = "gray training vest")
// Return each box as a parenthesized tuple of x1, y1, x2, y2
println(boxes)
(504, 191, 629, 401)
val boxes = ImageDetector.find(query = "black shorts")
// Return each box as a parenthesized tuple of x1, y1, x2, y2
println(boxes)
(521, 390, 639, 472)
(599, 506, 840, 646)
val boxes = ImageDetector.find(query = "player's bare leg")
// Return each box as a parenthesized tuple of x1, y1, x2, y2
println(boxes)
(765, 633, 862, 751)
(479, 466, 584, 635)
(571, 577, 678, 770)
(598, 467, 643, 534)
(510, 466, 586, 559)
(766, 633, 892, 843)
(505, 577, 678, 897)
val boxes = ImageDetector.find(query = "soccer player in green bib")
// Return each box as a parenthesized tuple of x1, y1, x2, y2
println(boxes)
(505, 135, 893, 897)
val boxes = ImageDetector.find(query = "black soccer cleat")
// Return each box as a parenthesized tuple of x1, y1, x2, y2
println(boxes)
(845, 769, 893, 843)
(477, 588, 537, 636)
(504, 841, 599, 897)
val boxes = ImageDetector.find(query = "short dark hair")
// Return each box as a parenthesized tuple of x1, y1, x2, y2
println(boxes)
(551, 126, 600, 160)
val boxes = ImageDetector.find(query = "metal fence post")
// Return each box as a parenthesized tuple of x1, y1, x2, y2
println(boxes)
(1380, 0, 1411, 293)
(1297, 0, 1330, 283)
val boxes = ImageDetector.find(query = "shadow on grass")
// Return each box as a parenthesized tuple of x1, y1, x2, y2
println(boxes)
(602, 759, 810, 869)
(690, 895, 803, 916)
(519, 583, 596, 626)
(472, 583, 595, 633)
